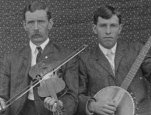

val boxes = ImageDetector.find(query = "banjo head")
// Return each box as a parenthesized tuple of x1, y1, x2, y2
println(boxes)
(94, 86, 135, 115)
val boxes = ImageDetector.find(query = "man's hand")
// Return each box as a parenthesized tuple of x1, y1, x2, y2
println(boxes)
(0, 98, 6, 111)
(88, 99, 117, 115)
(44, 97, 63, 112)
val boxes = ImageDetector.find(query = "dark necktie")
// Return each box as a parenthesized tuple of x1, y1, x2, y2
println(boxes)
(36, 46, 42, 63)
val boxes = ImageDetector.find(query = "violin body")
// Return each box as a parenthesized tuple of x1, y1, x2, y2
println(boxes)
(38, 76, 66, 97)
(94, 86, 135, 115)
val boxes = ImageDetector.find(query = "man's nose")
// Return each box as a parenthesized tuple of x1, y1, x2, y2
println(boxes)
(106, 26, 111, 35)
(34, 22, 39, 30)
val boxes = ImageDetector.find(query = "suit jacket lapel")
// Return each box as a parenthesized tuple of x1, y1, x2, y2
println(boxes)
(14, 45, 31, 114)
(40, 41, 55, 61)
(94, 46, 114, 76)
(114, 40, 126, 75)
(20, 45, 31, 74)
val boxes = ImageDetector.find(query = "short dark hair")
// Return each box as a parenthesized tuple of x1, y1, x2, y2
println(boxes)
(23, 1, 51, 20)
(93, 5, 121, 25)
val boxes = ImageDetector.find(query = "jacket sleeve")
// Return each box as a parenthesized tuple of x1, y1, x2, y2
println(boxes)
(77, 54, 92, 115)
(141, 47, 151, 82)
(0, 54, 11, 100)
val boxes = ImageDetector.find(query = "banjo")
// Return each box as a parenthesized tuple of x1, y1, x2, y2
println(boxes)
(94, 36, 151, 115)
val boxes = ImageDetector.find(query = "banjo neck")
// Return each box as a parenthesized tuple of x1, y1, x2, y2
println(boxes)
(121, 36, 151, 90)
(112, 37, 151, 109)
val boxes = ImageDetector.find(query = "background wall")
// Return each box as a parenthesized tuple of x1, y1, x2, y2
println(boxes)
(0, 0, 151, 55)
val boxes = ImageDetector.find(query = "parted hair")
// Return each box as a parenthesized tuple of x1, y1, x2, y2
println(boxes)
(93, 5, 121, 24)
(23, 1, 51, 20)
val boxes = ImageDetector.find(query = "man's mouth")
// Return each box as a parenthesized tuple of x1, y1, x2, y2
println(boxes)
(32, 34, 41, 38)
(104, 37, 113, 39)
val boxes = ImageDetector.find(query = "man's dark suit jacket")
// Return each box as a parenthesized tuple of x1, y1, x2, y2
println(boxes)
(0, 41, 79, 115)
(78, 40, 151, 115)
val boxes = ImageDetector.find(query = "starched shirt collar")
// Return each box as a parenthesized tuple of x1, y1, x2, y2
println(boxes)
(99, 43, 117, 56)
(29, 38, 49, 54)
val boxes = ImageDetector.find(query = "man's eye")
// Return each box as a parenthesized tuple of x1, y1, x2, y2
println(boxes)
(38, 20, 45, 23)
(27, 21, 34, 24)
(99, 24, 106, 27)
(111, 24, 118, 27)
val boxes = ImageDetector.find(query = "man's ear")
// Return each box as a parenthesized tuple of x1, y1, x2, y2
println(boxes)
(119, 23, 123, 33)
(23, 21, 27, 31)
(48, 19, 54, 30)
(92, 24, 97, 34)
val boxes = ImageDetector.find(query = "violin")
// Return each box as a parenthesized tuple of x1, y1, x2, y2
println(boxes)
(29, 59, 66, 97)
(29, 61, 65, 115)
(1, 44, 88, 113)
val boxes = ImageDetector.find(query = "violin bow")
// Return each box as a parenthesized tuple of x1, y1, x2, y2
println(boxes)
(4, 44, 88, 109)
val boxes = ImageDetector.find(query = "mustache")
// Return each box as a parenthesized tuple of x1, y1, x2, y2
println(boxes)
(31, 32, 42, 37)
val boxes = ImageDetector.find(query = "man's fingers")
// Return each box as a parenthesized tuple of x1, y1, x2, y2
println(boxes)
(0, 99, 6, 111)
(44, 97, 58, 112)
(104, 104, 116, 111)
(58, 100, 63, 107)
(102, 106, 116, 114)
(44, 97, 53, 110)
(52, 102, 57, 112)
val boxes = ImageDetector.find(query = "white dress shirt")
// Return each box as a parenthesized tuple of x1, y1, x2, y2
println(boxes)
(28, 38, 49, 100)
(99, 43, 117, 73)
